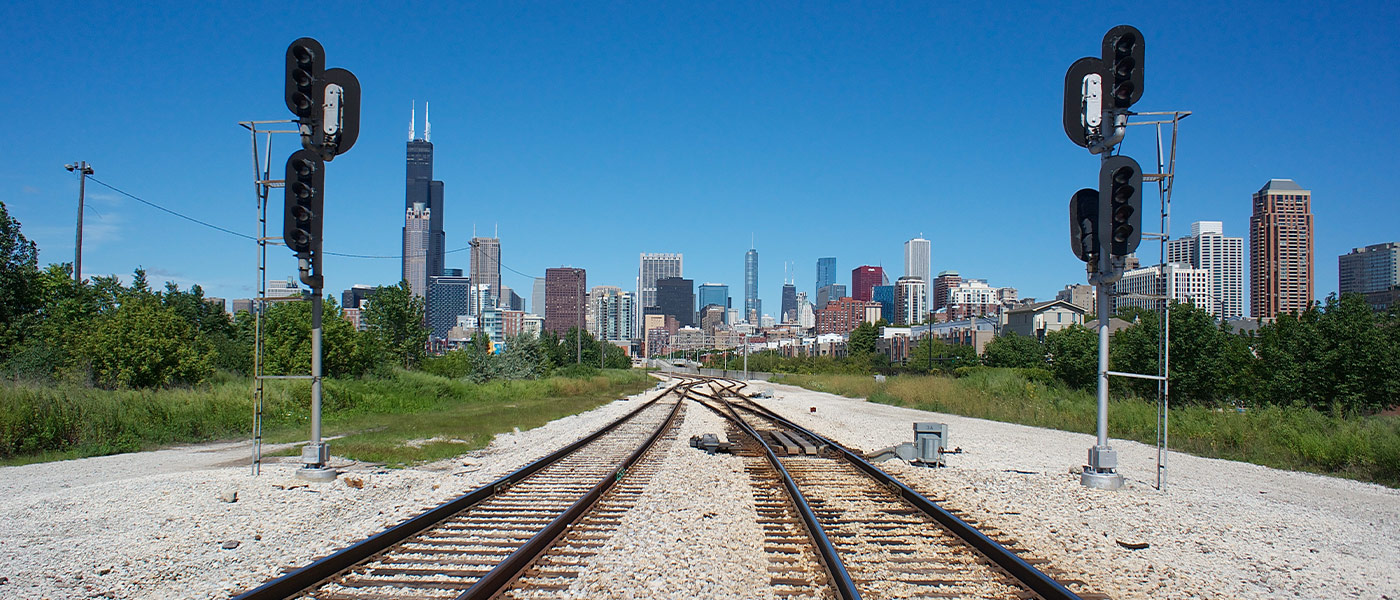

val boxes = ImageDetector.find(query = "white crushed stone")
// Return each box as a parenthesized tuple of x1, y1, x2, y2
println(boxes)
(568, 397, 775, 599)
(752, 381, 1400, 600)
(0, 385, 657, 600)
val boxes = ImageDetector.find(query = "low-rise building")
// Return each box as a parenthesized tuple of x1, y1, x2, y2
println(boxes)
(1002, 300, 1086, 341)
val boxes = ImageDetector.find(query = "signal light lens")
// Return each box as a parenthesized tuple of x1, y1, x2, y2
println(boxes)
(293, 182, 314, 199)
(1114, 225, 1133, 243)
(293, 158, 316, 177)
(1114, 83, 1135, 101)
(1113, 166, 1134, 185)
(292, 45, 314, 65)
(1115, 34, 1137, 55)
(292, 92, 313, 111)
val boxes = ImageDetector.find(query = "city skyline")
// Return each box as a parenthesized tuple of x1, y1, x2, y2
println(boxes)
(5, 4, 1397, 313)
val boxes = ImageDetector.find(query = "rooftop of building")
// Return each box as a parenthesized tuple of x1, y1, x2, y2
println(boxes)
(1005, 299, 1087, 315)
(1259, 179, 1307, 193)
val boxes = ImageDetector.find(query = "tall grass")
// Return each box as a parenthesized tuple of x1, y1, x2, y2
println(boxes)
(0, 369, 651, 466)
(778, 370, 1400, 487)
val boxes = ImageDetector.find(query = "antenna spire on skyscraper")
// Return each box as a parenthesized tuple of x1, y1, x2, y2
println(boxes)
(425, 101, 431, 143)
(409, 100, 416, 141)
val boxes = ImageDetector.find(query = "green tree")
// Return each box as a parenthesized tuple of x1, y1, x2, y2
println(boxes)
(363, 281, 428, 369)
(1044, 325, 1097, 389)
(848, 322, 878, 356)
(262, 297, 373, 378)
(499, 333, 548, 379)
(982, 332, 1046, 369)
(0, 201, 41, 362)
(1112, 302, 1254, 404)
(906, 337, 977, 374)
(76, 295, 215, 388)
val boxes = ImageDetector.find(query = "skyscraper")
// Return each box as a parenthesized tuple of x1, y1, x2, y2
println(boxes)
(544, 267, 586, 335)
(780, 283, 797, 324)
(532, 277, 546, 315)
(656, 277, 695, 327)
(816, 257, 836, 298)
(426, 275, 472, 340)
(744, 247, 760, 324)
(404, 104, 445, 295)
(817, 284, 846, 309)
(932, 270, 961, 312)
(1250, 179, 1314, 318)
(851, 266, 883, 302)
(904, 236, 931, 310)
(697, 283, 730, 320)
(402, 202, 431, 298)
(588, 286, 636, 342)
(871, 285, 895, 324)
(638, 253, 682, 325)
(470, 236, 501, 307)
(1338, 243, 1399, 296)
(895, 276, 928, 326)
(1166, 221, 1245, 319)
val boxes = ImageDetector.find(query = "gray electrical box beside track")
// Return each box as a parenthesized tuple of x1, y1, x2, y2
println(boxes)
(866, 422, 949, 467)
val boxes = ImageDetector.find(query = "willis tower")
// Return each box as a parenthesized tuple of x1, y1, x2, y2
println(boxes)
(403, 102, 445, 297)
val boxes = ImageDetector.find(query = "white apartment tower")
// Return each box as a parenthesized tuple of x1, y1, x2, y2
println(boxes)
(1166, 221, 1244, 319)
(587, 286, 637, 342)
(1114, 263, 1212, 314)
(895, 276, 928, 326)
(904, 236, 932, 310)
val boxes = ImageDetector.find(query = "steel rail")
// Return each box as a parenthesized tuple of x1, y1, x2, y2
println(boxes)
(686, 384, 862, 600)
(455, 380, 690, 599)
(730, 391, 1084, 600)
(232, 376, 692, 600)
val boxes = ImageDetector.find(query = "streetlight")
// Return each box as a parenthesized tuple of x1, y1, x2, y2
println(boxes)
(64, 161, 94, 282)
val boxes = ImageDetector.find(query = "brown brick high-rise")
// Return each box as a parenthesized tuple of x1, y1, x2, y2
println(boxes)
(1250, 179, 1313, 318)
(544, 268, 587, 335)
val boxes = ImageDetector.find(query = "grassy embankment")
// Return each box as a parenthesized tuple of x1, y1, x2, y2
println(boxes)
(777, 368, 1400, 487)
(0, 368, 652, 467)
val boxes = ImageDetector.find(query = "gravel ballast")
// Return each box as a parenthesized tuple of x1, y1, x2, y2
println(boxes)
(2, 377, 1395, 599)
(751, 381, 1400, 600)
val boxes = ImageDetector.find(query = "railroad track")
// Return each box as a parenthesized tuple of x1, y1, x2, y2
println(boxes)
(233, 376, 699, 600)
(686, 377, 1098, 600)
(236, 373, 1099, 600)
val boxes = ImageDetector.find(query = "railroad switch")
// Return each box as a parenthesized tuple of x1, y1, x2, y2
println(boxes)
(689, 433, 733, 454)
(865, 422, 951, 467)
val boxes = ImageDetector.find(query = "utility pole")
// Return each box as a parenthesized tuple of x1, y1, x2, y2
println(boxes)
(64, 162, 93, 282)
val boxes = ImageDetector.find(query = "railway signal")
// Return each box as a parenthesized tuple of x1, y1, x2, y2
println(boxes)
(1101, 25, 1145, 110)
(283, 149, 324, 287)
(278, 37, 361, 482)
(1099, 155, 1143, 257)
(1061, 26, 1149, 492)
(1068, 188, 1099, 263)
(285, 37, 324, 148)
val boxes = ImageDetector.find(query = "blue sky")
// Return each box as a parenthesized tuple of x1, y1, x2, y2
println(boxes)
(4, 2, 1397, 315)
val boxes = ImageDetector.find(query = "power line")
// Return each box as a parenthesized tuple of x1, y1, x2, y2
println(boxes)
(84, 177, 542, 279)
(89, 177, 255, 241)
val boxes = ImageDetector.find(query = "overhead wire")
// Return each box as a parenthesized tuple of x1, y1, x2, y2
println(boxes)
(83, 177, 543, 280)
